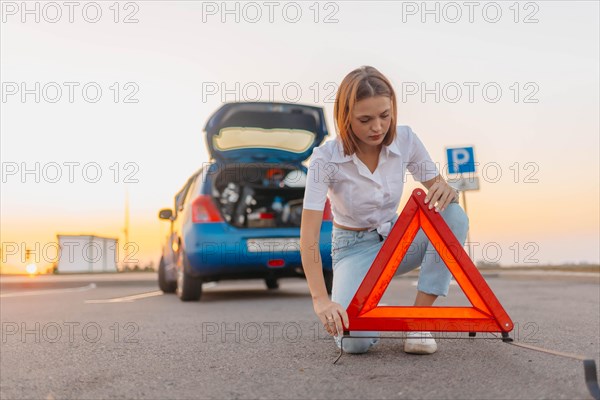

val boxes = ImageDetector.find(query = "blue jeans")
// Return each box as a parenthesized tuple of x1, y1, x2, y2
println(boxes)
(330, 203, 469, 353)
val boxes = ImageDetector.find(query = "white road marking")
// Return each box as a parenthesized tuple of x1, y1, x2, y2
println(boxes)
(0, 283, 96, 298)
(85, 290, 163, 304)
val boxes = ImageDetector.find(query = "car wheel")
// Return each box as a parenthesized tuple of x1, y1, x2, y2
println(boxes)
(158, 257, 177, 293)
(323, 270, 333, 295)
(265, 278, 279, 290)
(176, 252, 202, 301)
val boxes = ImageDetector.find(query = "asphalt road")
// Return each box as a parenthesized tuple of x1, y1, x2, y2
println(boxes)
(1, 271, 599, 400)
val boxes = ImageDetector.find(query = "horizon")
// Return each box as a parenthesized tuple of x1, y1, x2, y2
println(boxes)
(1, 1, 599, 274)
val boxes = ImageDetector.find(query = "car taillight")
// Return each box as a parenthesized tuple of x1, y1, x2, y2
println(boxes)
(267, 259, 285, 268)
(323, 198, 333, 221)
(191, 195, 223, 223)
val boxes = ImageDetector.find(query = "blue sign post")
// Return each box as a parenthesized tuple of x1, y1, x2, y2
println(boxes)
(446, 146, 477, 260)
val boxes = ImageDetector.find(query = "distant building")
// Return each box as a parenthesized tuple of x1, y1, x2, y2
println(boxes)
(56, 235, 118, 273)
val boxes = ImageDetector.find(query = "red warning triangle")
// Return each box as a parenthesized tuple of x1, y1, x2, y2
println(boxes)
(346, 188, 514, 333)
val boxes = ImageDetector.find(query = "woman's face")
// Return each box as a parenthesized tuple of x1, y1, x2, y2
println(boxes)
(350, 95, 392, 153)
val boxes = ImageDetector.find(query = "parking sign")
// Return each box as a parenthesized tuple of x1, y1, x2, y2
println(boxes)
(446, 147, 475, 174)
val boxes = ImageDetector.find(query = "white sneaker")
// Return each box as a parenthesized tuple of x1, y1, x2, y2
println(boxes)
(403, 331, 438, 354)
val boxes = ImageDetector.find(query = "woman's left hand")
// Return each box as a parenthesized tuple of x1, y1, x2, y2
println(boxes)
(423, 178, 459, 213)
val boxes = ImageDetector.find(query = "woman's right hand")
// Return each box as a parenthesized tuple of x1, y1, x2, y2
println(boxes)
(313, 297, 349, 337)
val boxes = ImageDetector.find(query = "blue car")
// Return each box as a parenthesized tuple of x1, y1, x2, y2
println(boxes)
(158, 102, 334, 301)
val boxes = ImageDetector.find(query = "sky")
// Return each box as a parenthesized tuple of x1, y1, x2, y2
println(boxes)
(1, 0, 599, 274)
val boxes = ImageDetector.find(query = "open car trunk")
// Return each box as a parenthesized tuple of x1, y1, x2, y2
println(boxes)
(212, 164, 306, 228)
(204, 102, 328, 164)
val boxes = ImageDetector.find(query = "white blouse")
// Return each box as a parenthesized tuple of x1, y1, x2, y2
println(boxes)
(303, 125, 439, 236)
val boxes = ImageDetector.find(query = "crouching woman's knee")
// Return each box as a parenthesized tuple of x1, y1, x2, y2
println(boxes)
(442, 203, 469, 243)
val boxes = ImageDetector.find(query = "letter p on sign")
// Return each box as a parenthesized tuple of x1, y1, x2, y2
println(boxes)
(446, 147, 475, 174)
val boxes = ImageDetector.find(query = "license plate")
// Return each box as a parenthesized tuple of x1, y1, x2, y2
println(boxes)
(246, 238, 301, 253)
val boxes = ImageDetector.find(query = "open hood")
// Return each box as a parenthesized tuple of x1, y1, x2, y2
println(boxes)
(204, 102, 328, 163)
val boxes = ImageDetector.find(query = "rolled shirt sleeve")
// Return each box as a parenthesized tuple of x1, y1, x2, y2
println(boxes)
(405, 127, 439, 182)
(302, 148, 329, 211)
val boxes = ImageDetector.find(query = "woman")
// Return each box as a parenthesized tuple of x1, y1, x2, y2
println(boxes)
(300, 66, 469, 355)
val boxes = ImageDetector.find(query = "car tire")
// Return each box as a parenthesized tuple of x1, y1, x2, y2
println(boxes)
(158, 257, 177, 293)
(323, 270, 333, 295)
(176, 252, 202, 301)
(265, 278, 279, 290)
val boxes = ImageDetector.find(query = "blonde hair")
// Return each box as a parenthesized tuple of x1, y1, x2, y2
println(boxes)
(333, 66, 397, 156)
